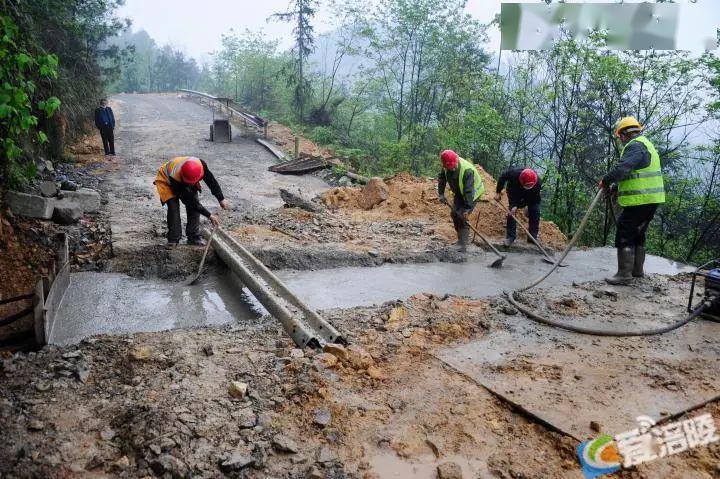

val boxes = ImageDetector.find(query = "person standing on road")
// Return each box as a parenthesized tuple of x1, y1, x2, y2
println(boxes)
(437, 149, 485, 253)
(94, 98, 115, 156)
(154, 156, 230, 248)
(601, 116, 665, 285)
(494, 168, 542, 247)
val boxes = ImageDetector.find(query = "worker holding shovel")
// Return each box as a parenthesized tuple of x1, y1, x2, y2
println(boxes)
(494, 167, 541, 247)
(154, 156, 230, 248)
(437, 150, 485, 253)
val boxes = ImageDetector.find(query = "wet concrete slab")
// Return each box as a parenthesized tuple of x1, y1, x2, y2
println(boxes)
(434, 282, 720, 440)
(276, 247, 691, 310)
(49, 271, 262, 346)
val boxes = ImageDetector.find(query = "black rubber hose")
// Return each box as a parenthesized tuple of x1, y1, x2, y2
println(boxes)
(507, 188, 703, 336)
(506, 292, 707, 337)
(518, 189, 604, 292)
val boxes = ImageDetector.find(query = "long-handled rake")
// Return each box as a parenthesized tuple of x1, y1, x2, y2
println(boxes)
(492, 200, 567, 267)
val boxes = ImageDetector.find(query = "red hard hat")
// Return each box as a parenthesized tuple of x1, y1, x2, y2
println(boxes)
(440, 150, 459, 169)
(180, 157, 204, 184)
(519, 168, 538, 189)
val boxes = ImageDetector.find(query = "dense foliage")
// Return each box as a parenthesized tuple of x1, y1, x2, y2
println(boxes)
(194, 0, 719, 264)
(1, 0, 127, 188)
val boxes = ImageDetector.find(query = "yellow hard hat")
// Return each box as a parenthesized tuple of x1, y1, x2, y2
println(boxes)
(615, 116, 643, 137)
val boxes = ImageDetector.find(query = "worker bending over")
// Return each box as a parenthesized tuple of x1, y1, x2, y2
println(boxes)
(494, 167, 541, 247)
(601, 117, 665, 285)
(437, 150, 485, 253)
(154, 156, 230, 248)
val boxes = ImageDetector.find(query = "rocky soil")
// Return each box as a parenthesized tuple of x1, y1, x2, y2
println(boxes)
(1, 276, 718, 478)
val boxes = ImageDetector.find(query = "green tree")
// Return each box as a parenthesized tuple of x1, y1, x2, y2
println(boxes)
(271, 0, 318, 120)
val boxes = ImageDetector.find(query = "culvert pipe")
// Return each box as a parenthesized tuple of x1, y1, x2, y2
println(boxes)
(207, 232, 320, 348)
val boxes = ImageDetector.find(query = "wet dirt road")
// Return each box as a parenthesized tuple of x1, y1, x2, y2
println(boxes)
(107, 93, 327, 258)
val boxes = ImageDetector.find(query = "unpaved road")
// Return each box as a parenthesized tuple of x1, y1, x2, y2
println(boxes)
(107, 93, 327, 268)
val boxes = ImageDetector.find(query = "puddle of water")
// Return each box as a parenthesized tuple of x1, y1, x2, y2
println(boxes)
(50, 270, 263, 346)
(369, 452, 487, 479)
(277, 247, 691, 310)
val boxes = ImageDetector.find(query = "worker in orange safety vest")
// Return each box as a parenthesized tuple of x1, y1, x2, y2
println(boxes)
(154, 156, 229, 247)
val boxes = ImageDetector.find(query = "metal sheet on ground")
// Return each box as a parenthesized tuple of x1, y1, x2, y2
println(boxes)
(435, 319, 720, 440)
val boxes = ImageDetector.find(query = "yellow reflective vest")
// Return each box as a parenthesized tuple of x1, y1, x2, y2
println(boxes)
(154, 156, 200, 203)
(617, 136, 665, 207)
(446, 157, 485, 202)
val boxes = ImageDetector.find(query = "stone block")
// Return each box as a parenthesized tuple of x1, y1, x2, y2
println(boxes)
(52, 201, 82, 224)
(5, 191, 55, 219)
(39, 181, 58, 197)
(62, 188, 100, 213)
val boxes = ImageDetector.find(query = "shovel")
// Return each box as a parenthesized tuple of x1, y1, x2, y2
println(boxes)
(446, 202, 506, 268)
(493, 200, 567, 267)
(184, 219, 220, 286)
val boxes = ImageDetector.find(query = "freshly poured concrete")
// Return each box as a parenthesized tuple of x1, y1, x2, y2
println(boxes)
(49, 271, 262, 345)
(276, 247, 692, 310)
(51, 247, 690, 345)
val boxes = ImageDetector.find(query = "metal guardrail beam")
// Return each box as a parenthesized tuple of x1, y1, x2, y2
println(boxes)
(179, 89, 267, 130)
(203, 227, 345, 348)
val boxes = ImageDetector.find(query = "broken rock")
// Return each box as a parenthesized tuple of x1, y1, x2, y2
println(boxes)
(228, 381, 248, 400)
(272, 434, 299, 454)
(39, 181, 58, 197)
(437, 461, 463, 479)
(313, 409, 332, 427)
(346, 344, 374, 370)
(323, 343, 348, 361)
(279, 188, 323, 213)
(52, 201, 82, 224)
(358, 177, 389, 210)
(219, 451, 255, 472)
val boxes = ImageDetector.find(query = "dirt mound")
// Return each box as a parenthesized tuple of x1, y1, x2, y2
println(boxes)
(321, 169, 567, 249)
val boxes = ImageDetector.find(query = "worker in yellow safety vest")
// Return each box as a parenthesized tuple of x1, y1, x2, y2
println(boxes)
(600, 117, 665, 285)
(154, 156, 230, 248)
(437, 149, 485, 253)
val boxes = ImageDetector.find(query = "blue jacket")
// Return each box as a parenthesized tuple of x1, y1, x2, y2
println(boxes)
(94, 106, 115, 129)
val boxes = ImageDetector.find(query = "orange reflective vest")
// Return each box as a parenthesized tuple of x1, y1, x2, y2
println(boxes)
(154, 156, 201, 203)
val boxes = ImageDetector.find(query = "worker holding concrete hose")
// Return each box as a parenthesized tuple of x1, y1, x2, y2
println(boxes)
(154, 156, 230, 248)
(437, 150, 485, 253)
(494, 168, 541, 247)
(600, 116, 665, 285)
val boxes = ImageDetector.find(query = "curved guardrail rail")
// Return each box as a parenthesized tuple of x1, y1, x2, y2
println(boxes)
(179, 89, 268, 131)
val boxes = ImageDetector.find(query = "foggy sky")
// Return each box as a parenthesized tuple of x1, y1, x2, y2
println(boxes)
(117, 0, 717, 62)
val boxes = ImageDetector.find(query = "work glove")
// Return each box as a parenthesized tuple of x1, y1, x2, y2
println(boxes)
(510, 206, 518, 216)
(209, 214, 220, 227)
(220, 199, 231, 210)
(493, 193, 502, 203)
(438, 195, 447, 205)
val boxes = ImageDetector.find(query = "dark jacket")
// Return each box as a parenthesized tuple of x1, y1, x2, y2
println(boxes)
(94, 106, 115, 129)
(169, 159, 225, 218)
(496, 167, 542, 207)
(438, 167, 476, 211)
(602, 140, 651, 186)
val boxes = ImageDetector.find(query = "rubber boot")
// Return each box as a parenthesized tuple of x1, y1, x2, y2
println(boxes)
(632, 245, 646, 278)
(605, 247, 635, 285)
(458, 227, 470, 253)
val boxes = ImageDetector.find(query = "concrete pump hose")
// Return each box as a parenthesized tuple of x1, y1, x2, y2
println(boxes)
(506, 293, 708, 336)
(506, 188, 704, 336)
(518, 189, 605, 292)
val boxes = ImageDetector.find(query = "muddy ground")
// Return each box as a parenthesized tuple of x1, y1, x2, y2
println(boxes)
(1, 276, 718, 478)
(1, 94, 718, 478)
